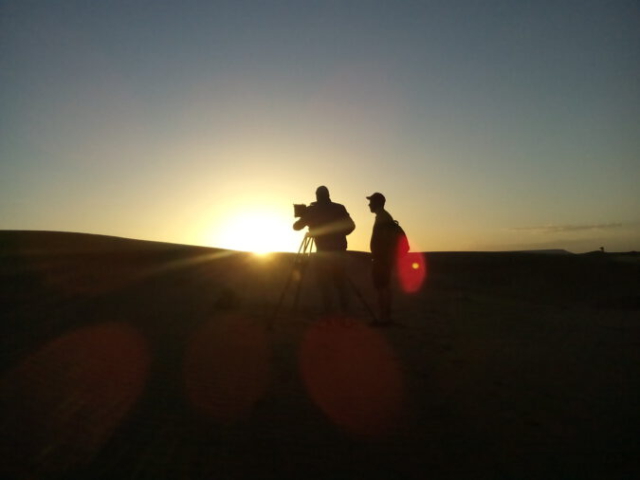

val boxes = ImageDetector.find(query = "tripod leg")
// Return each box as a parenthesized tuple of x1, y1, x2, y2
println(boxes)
(268, 234, 313, 330)
(347, 277, 378, 323)
(268, 235, 308, 329)
(292, 236, 313, 312)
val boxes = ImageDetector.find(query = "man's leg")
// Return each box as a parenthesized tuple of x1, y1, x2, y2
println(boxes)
(331, 252, 350, 314)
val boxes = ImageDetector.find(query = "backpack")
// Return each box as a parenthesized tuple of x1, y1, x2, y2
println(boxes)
(391, 220, 410, 257)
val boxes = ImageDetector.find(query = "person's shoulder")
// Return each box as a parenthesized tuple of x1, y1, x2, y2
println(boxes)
(329, 201, 349, 212)
(307, 201, 322, 212)
(378, 209, 394, 223)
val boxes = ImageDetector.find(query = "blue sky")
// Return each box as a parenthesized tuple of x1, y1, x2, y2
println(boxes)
(1, 1, 639, 252)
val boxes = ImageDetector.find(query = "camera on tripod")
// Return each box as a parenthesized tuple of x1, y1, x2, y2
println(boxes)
(293, 203, 308, 218)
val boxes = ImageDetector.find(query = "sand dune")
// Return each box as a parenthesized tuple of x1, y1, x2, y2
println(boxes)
(1, 231, 639, 479)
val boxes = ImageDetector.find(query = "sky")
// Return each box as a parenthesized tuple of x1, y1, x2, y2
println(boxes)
(1, 0, 639, 253)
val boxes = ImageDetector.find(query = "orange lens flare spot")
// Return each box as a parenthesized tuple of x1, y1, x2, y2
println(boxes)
(299, 320, 406, 438)
(0, 323, 150, 477)
(397, 252, 427, 293)
(184, 315, 270, 423)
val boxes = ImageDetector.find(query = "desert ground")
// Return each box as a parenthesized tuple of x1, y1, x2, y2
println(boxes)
(1, 230, 639, 479)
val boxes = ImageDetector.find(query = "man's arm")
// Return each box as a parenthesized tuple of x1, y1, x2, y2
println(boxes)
(343, 212, 356, 235)
(293, 217, 308, 231)
(371, 215, 395, 261)
(337, 205, 355, 235)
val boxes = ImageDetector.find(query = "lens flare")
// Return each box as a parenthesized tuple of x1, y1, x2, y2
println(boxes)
(299, 320, 406, 438)
(0, 323, 150, 478)
(397, 252, 427, 293)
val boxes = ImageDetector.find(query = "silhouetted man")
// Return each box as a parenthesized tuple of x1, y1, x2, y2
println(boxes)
(293, 186, 355, 315)
(367, 192, 396, 325)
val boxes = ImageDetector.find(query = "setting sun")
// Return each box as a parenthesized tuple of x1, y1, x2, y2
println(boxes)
(206, 209, 302, 254)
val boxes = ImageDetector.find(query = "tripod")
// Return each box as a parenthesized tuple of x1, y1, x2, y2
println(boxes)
(269, 233, 315, 328)
(268, 233, 379, 329)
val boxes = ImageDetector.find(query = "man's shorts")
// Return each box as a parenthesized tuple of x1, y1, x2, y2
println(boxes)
(372, 259, 393, 289)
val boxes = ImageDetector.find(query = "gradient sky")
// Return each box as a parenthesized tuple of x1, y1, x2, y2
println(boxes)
(1, 0, 639, 253)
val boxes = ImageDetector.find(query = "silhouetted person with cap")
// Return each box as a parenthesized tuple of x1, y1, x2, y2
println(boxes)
(367, 192, 396, 325)
(293, 186, 355, 315)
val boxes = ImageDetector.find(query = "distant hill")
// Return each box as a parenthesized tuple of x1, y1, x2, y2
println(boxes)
(512, 249, 572, 255)
(0, 230, 219, 255)
(427, 249, 573, 256)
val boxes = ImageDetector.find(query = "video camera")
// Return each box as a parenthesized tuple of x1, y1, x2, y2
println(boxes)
(293, 204, 308, 218)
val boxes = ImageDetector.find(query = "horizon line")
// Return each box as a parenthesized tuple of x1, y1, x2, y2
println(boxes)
(3, 229, 637, 255)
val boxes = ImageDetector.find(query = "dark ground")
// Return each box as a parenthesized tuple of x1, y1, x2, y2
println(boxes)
(1, 231, 639, 479)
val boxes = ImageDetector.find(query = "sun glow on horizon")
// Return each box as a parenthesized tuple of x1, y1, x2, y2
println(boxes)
(205, 209, 302, 254)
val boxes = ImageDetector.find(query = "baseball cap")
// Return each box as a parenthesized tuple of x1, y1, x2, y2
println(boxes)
(366, 192, 386, 203)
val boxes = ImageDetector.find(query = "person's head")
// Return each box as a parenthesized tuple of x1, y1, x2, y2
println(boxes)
(316, 185, 330, 203)
(367, 192, 386, 213)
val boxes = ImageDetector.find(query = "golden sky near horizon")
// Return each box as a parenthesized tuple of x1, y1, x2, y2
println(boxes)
(1, 1, 639, 253)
